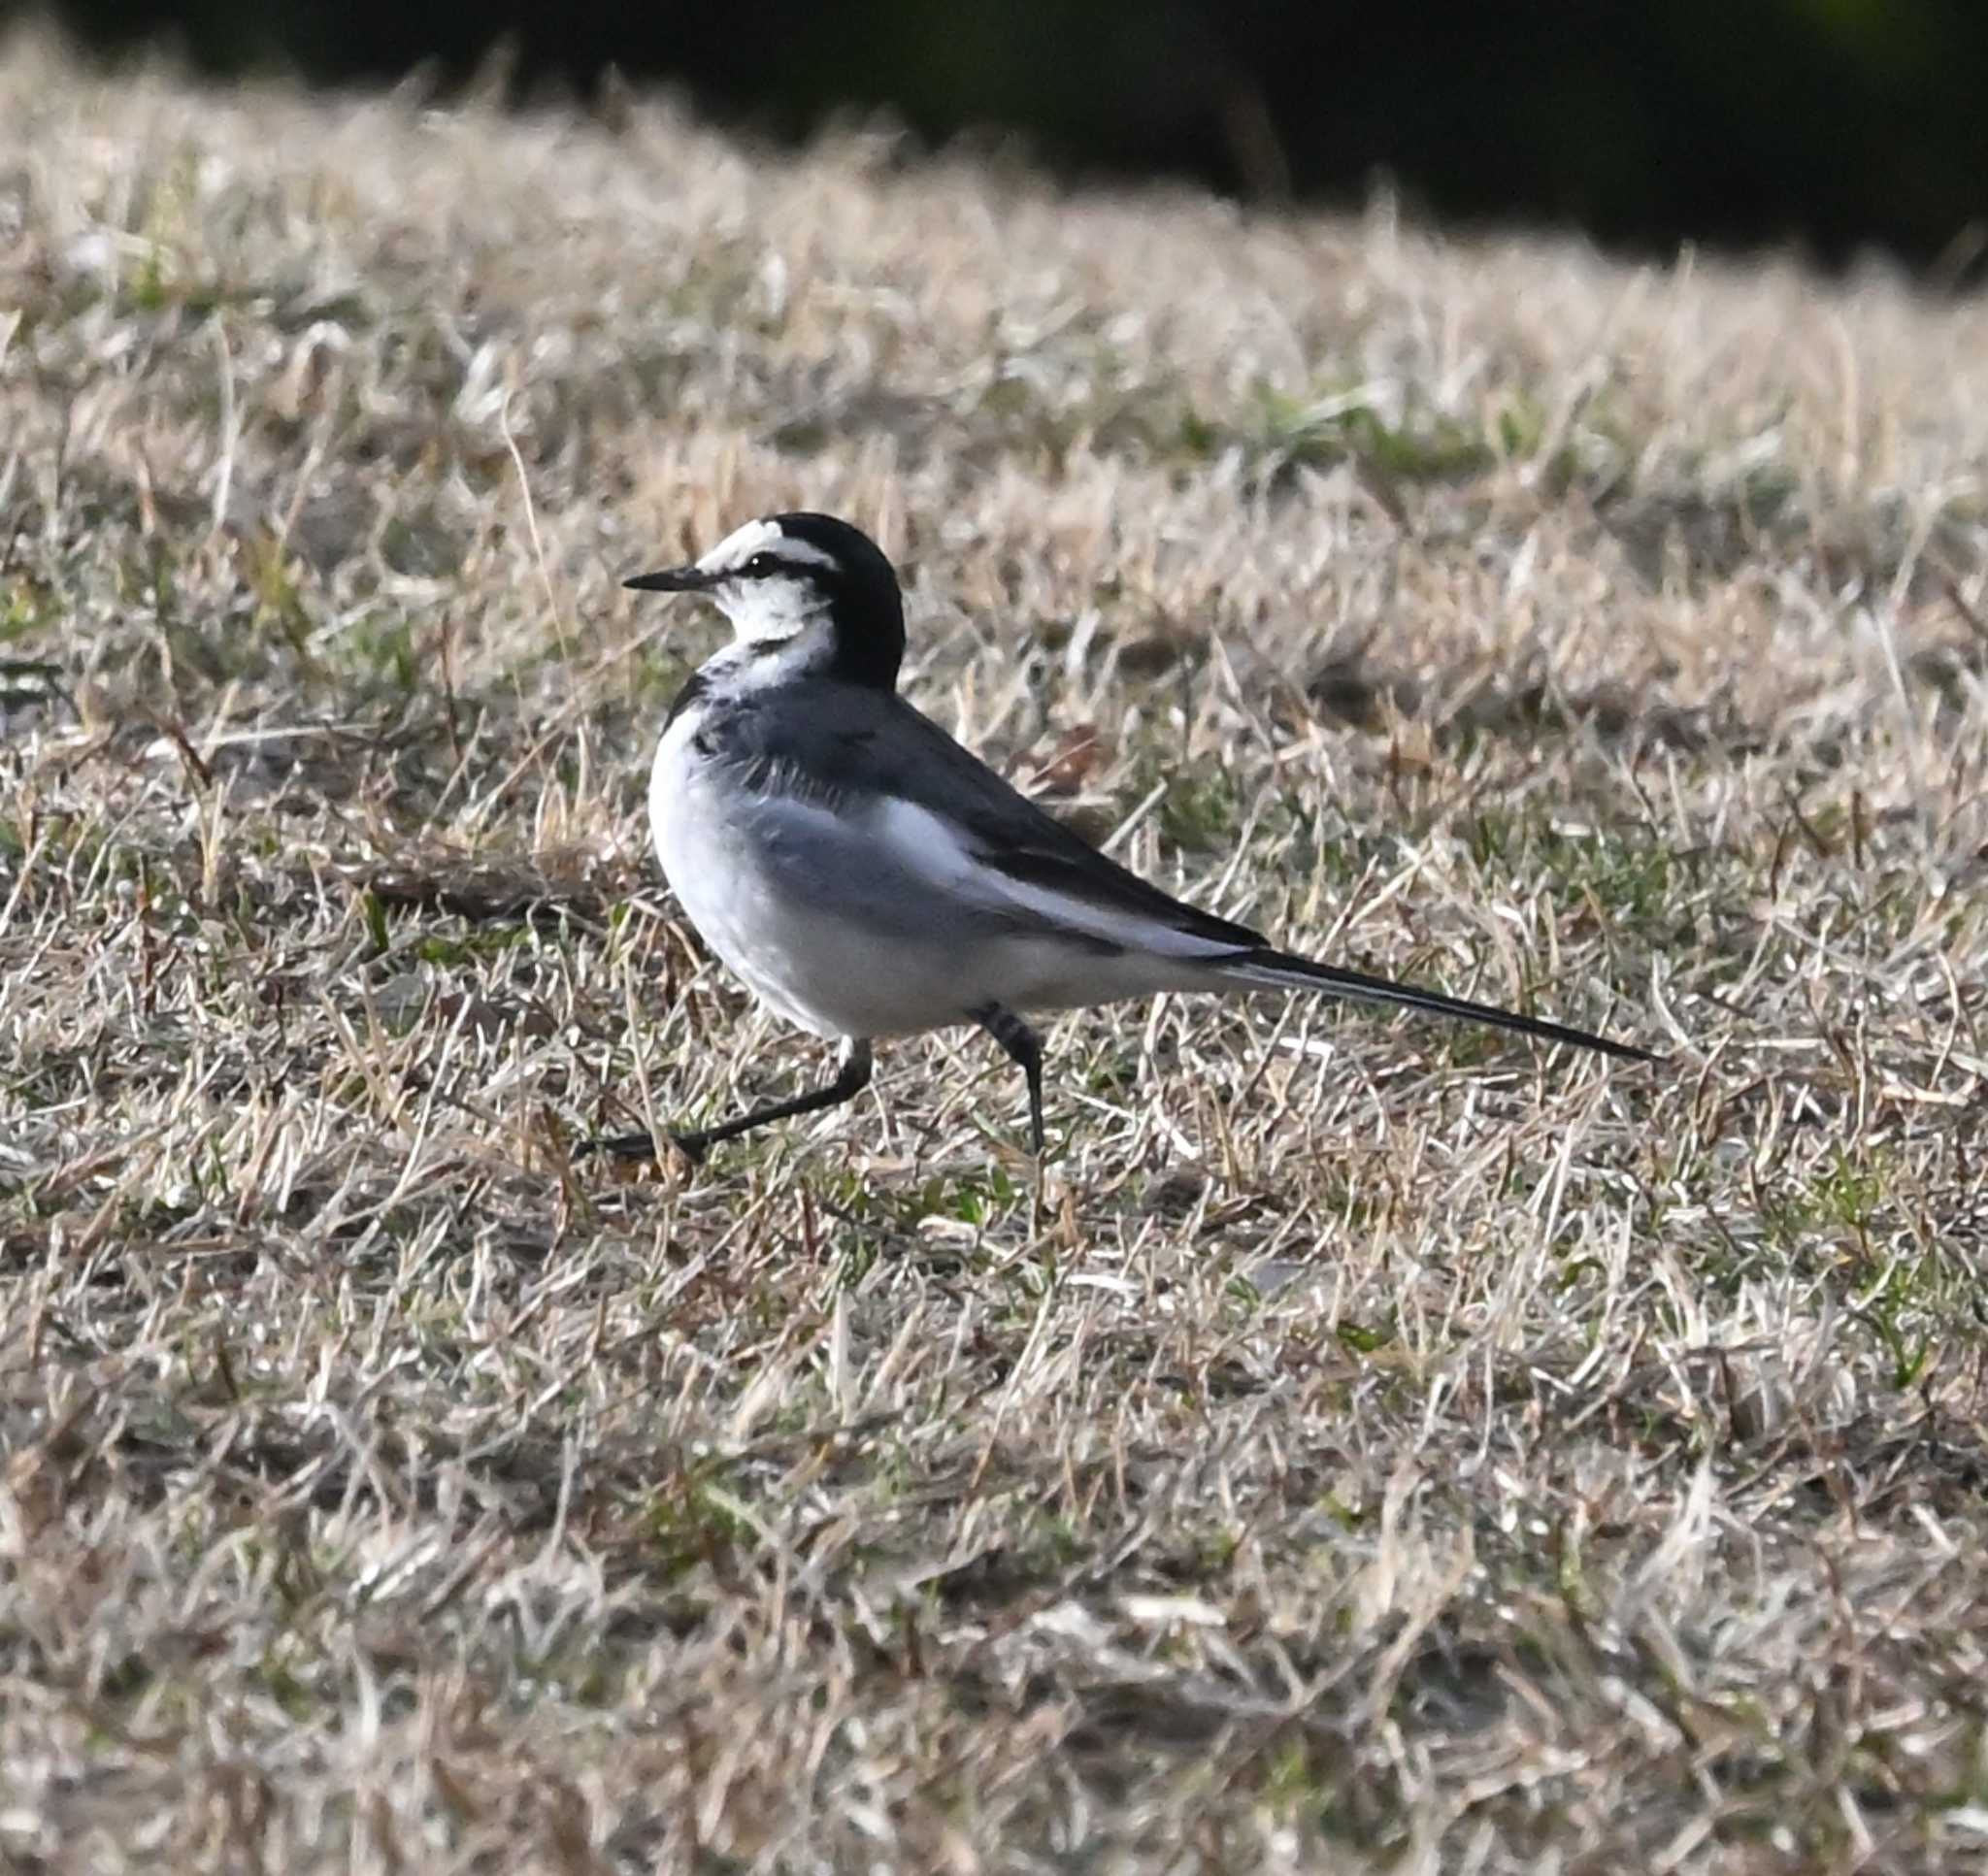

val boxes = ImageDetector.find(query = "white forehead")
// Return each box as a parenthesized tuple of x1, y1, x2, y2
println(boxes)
(695, 516, 838, 576)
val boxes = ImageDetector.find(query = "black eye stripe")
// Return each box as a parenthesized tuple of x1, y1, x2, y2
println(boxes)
(736, 549, 839, 581)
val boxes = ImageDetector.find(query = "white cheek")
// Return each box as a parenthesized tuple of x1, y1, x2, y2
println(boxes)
(718, 581, 817, 642)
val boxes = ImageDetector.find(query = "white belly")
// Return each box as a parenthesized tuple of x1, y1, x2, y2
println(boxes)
(649, 708, 1221, 1038)
(649, 714, 973, 1037)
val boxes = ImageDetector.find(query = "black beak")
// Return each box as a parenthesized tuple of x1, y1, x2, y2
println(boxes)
(623, 565, 717, 592)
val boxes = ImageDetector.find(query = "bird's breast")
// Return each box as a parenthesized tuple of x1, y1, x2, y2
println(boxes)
(647, 704, 845, 1037)
(648, 704, 724, 899)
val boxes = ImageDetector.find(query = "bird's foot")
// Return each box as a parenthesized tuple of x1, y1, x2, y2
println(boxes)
(575, 1128, 708, 1168)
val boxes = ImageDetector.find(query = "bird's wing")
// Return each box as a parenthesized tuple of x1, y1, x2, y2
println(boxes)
(701, 683, 1267, 957)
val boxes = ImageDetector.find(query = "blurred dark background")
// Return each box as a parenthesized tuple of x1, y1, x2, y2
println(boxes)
(18, 0, 1988, 279)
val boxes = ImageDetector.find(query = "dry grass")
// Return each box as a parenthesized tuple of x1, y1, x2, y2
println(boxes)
(5, 32, 1988, 1873)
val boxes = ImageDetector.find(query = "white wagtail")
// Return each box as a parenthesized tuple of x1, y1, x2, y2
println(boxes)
(587, 511, 1649, 1165)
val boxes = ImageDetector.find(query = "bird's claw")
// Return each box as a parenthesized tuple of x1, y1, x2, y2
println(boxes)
(574, 1128, 707, 1169)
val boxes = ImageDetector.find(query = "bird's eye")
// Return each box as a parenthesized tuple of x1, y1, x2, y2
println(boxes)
(742, 552, 779, 577)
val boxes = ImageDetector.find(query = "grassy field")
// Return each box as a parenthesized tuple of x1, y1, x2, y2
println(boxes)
(5, 34, 1988, 1874)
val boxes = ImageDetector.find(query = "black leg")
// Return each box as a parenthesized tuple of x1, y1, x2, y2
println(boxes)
(579, 1038, 873, 1167)
(970, 1003, 1045, 1153)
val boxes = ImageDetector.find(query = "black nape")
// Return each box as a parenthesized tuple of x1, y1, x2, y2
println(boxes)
(773, 511, 907, 691)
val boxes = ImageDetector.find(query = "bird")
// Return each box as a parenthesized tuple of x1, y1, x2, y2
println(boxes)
(586, 510, 1649, 1166)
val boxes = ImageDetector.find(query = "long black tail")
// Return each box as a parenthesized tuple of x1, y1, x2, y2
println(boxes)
(1217, 948, 1652, 1062)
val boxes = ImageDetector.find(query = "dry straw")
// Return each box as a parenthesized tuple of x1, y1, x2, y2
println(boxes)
(3, 29, 1988, 1872)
